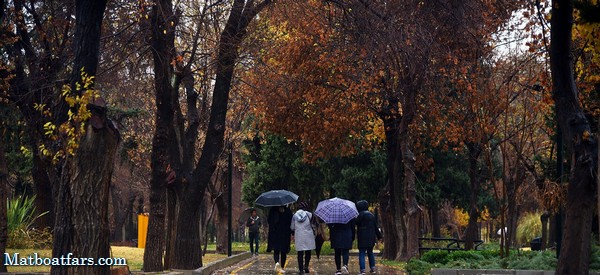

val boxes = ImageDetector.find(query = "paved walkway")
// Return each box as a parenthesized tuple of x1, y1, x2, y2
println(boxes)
(213, 254, 404, 275)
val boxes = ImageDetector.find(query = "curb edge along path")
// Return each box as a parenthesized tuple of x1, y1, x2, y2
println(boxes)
(193, 252, 253, 275)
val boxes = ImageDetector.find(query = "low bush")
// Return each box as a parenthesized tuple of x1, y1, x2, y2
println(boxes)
(447, 250, 485, 262)
(478, 249, 500, 259)
(420, 250, 449, 264)
(406, 259, 434, 275)
(505, 251, 556, 270)
(591, 244, 600, 270)
(411, 248, 567, 273)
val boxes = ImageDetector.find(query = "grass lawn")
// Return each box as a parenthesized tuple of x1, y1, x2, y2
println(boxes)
(5, 246, 228, 272)
(379, 259, 407, 270)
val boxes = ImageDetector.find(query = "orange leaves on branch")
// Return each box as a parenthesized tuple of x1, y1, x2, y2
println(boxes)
(240, 1, 382, 160)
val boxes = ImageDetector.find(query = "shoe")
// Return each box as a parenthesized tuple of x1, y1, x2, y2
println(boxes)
(359, 270, 366, 275)
(370, 267, 377, 274)
(275, 262, 281, 272)
(304, 268, 310, 273)
(335, 271, 342, 275)
(341, 266, 349, 275)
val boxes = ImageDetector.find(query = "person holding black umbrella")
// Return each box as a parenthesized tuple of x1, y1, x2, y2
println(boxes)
(268, 205, 293, 273)
(355, 200, 382, 275)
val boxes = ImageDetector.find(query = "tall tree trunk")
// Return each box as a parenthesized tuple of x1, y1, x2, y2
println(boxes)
(379, 113, 402, 260)
(215, 193, 228, 254)
(51, 1, 112, 274)
(51, 160, 73, 275)
(143, 0, 178, 271)
(431, 208, 441, 238)
(165, 70, 198, 269)
(552, 0, 598, 273)
(549, 214, 557, 247)
(163, 188, 177, 269)
(0, 138, 8, 272)
(172, 194, 203, 268)
(142, 168, 166, 271)
(31, 152, 54, 229)
(400, 90, 420, 260)
(506, 166, 523, 254)
(464, 142, 482, 250)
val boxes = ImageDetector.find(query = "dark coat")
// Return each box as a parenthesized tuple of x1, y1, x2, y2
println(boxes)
(246, 216, 262, 234)
(328, 221, 355, 249)
(355, 200, 382, 249)
(267, 207, 293, 252)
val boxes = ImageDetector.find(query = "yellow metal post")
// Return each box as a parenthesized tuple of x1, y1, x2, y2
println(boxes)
(137, 214, 149, 248)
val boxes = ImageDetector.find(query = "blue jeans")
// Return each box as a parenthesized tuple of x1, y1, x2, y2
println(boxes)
(249, 232, 259, 253)
(358, 247, 376, 272)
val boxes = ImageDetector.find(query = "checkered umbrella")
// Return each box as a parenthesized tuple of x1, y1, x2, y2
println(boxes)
(314, 197, 358, 224)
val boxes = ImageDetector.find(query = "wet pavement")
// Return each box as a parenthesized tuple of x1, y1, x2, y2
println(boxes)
(213, 254, 405, 275)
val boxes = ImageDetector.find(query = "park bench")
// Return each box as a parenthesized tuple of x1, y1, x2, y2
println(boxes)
(418, 237, 484, 255)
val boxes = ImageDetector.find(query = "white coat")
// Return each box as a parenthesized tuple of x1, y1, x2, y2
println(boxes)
(291, 210, 316, 251)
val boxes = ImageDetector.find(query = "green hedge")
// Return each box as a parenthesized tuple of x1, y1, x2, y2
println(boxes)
(408, 247, 599, 273)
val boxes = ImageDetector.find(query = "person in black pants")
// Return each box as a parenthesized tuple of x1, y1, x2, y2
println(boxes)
(246, 209, 262, 256)
(355, 200, 382, 274)
(291, 202, 316, 274)
(268, 206, 293, 273)
(329, 221, 355, 275)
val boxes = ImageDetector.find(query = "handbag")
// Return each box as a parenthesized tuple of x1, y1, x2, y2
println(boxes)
(310, 213, 323, 238)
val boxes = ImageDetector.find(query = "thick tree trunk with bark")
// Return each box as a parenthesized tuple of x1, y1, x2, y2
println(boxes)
(552, 0, 598, 273)
(172, 194, 203, 268)
(51, 1, 112, 274)
(0, 139, 8, 272)
(142, 172, 166, 271)
(163, 188, 177, 269)
(70, 113, 119, 275)
(215, 193, 228, 254)
(399, 90, 420, 260)
(464, 143, 482, 250)
(379, 113, 402, 260)
(143, 1, 175, 271)
(51, 160, 73, 275)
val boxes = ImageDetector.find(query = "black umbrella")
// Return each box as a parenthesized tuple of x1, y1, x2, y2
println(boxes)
(254, 190, 299, 207)
(315, 232, 325, 259)
(238, 207, 265, 224)
(312, 215, 325, 259)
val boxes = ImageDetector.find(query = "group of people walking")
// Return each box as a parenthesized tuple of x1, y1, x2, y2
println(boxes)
(246, 200, 382, 275)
